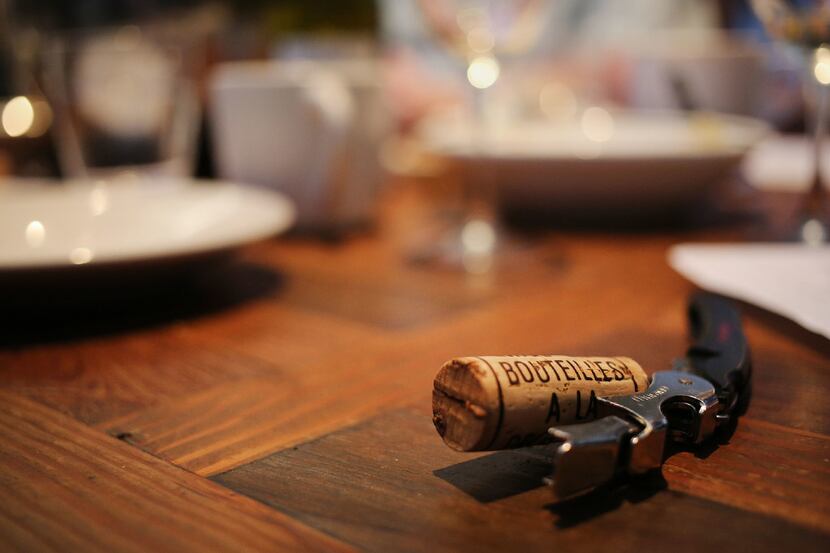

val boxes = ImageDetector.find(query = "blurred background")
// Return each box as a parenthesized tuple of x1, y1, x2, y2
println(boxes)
(0, 0, 827, 279)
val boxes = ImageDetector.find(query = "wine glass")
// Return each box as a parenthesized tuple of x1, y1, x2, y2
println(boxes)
(42, 27, 200, 180)
(751, 0, 830, 245)
(414, 0, 548, 273)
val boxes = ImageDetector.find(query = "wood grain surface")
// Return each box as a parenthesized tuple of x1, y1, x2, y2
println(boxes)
(0, 391, 353, 553)
(213, 407, 829, 553)
(1, 182, 829, 552)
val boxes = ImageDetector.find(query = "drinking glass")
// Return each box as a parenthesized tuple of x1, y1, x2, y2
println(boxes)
(42, 26, 200, 180)
(751, 0, 830, 244)
(414, 0, 547, 273)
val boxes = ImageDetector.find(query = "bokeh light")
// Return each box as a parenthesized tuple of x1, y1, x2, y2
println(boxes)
(467, 55, 500, 89)
(2, 96, 35, 137)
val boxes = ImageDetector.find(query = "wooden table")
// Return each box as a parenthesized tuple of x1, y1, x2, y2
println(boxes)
(1, 181, 828, 552)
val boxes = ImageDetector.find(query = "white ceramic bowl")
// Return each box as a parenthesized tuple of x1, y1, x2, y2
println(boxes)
(420, 109, 770, 215)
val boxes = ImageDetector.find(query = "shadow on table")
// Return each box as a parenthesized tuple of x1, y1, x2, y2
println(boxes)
(435, 444, 668, 527)
(434, 445, 557, 503)
(545, 472, 668, 528)
(434, 443, 670, 527)
(0, 260, 283, 348)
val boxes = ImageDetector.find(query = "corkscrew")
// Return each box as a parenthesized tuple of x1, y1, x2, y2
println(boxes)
(545, 293, 752, 502)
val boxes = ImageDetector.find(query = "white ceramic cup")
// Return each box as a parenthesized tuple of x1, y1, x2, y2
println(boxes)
(209, 59, 386, 230)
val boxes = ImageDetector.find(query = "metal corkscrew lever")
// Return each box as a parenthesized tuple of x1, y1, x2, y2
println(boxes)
(545, 292, 752, 502)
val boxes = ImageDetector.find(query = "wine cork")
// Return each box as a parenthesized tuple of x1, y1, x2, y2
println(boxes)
(432, 355, 649, 451)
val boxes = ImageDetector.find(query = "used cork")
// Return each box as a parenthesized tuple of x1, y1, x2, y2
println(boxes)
(432, 355, 649, 451)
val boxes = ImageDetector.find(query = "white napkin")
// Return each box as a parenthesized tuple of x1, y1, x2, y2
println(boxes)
(668, 243, 830, 339)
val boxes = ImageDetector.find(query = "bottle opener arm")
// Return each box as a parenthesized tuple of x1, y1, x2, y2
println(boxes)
(546, 371, 720, 502)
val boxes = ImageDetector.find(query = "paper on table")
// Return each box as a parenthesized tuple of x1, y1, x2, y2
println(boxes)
(668, 243, 830, 339)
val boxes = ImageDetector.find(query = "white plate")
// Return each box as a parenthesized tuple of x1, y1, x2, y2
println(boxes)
(420, 110, 769, 214)
(0, 177, 295, 276)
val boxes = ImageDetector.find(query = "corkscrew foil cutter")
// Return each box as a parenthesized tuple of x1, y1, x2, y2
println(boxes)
(546, 293, 752, 502)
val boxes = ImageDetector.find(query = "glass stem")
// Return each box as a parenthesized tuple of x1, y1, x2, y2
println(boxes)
(469, 85, 496, 223)
(807, 75, 828, 218)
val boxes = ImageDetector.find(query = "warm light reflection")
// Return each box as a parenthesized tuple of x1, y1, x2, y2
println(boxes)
(461, 219, 496, 255)
(2, 96, 34, 137)
(539, 82, 577, 120)
(815, 45, 830, 85)
(580, 106, 615, 143)
(467, 56, 500, 89)
(802, 219, 826, 246)
(461, 219, 497, 273)
(89, 182, 109, 215)
(70, 247, 94, 265)
(25, 220, 45, 248)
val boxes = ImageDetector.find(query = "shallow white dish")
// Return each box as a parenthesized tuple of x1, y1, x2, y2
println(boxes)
(0, 177, 295, 276)
(420, 110, 769, 214)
